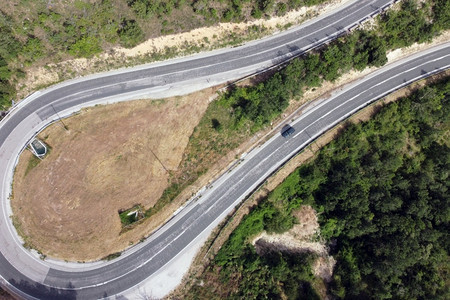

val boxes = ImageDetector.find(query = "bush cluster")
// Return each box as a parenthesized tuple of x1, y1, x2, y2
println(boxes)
(0, 14, 20, 110)
(204, 76, 450, 300)
(217, 0, 447, 133)
(185, 1, 450, 298)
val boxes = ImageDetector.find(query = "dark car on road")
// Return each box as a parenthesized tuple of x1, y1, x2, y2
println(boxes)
(281, 124, 295, 137)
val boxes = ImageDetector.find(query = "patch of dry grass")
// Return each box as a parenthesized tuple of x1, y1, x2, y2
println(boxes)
(11, 88, 213, 261)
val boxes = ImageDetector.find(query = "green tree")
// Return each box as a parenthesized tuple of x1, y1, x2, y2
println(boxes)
(69, 35, 101, 58)
(118, 18, 144, 48)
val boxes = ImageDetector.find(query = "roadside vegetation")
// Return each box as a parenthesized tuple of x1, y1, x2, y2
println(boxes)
(184, 74, 450, 299)
(0, 13, 21, 110)
(119, 205, 145, 230)
(0, 287, 13, 299)
(146, 0, 449, 221)
(0, 0, 447, 109)
(23, 143, 51, 176)
(102, 252, 122, 261)
(0, 0, 331, 111)
(23, 155, 41, 177)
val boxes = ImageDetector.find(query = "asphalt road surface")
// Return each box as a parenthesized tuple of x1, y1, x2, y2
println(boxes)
(2, 1, 449, 299)
(2, 44, 448, 299)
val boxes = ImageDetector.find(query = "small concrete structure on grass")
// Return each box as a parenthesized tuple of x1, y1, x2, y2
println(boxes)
(29, 138, 47, 158)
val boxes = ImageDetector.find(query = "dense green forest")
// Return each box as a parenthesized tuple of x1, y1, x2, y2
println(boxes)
(219, 0, 449, 132)
(1, 0, 448, 110)
(0, 13, 21, 111)
(186, 77, 450, 299)
(180, 3, 450, 298)
(0, 0, 330, 111)
(156, 0, 450, 219)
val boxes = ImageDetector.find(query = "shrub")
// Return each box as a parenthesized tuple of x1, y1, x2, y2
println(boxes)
(118, 18, 144, 48)
(69, 35, 102, 58)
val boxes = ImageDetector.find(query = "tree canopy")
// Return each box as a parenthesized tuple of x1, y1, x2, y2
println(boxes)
(186, 78, 450, 299)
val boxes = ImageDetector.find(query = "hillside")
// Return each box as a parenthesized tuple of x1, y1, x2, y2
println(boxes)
(0, 0, 331, 110)
(184, 76, 449, 300)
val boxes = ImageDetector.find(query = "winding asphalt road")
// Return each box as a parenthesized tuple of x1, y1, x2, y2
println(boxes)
(2, 1, 449, 299)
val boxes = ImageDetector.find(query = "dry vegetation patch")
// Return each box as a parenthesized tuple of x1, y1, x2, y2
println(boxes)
(11, 88, 213, 261)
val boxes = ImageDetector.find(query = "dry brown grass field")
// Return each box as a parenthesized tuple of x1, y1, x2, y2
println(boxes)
(12, 88, 213, 261)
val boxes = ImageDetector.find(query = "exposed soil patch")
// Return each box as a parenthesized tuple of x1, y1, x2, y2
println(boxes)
(11, 88, 213, 261)
(252, 205, 335, 282)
